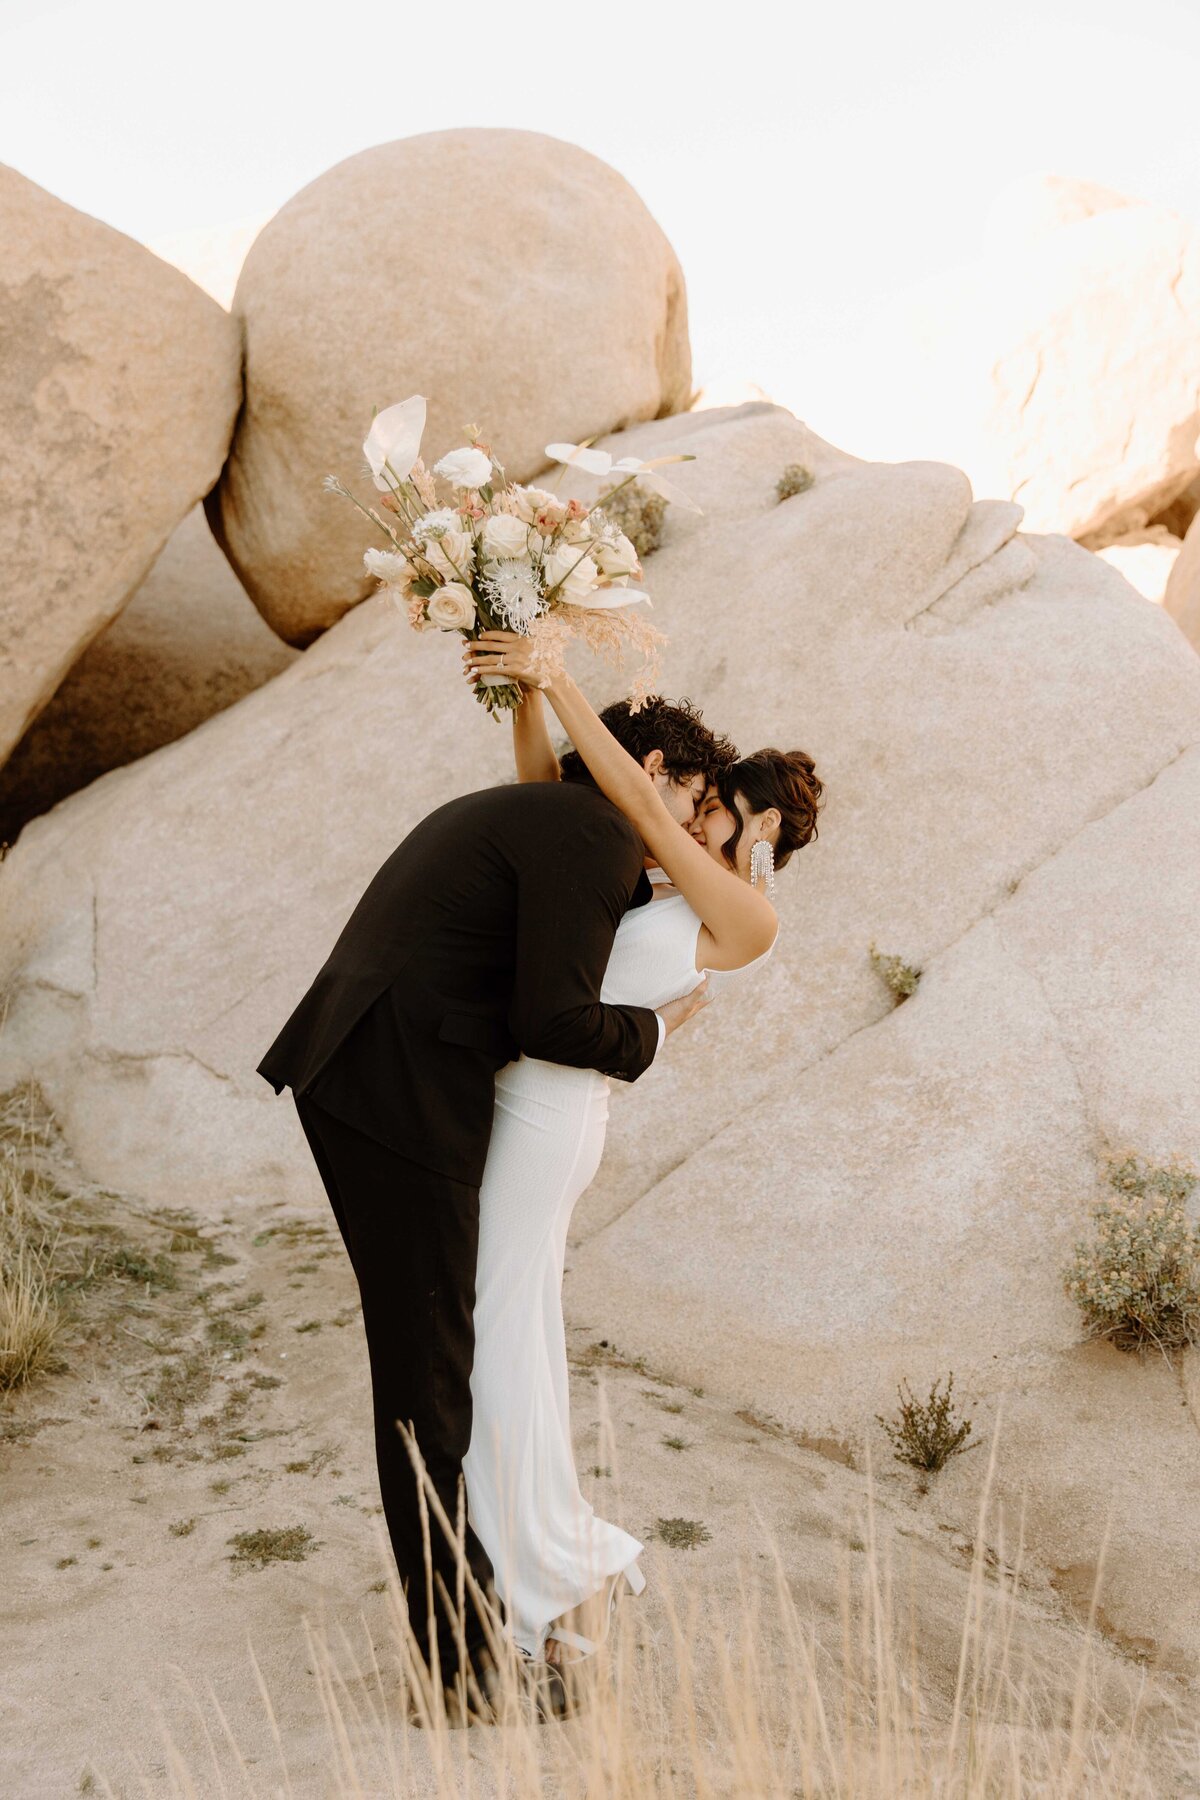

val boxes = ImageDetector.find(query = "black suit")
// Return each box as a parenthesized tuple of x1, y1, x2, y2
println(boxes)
(258, 779, 659, 1682)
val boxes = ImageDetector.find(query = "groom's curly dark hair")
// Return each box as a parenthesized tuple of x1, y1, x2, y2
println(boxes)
(558, 695, 739, 788)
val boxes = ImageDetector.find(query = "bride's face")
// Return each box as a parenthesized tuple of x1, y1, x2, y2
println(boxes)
(689, 785, 756, 878)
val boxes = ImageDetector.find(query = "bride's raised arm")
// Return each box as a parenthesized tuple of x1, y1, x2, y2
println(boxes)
(467, 640, 562, 783)
(465, 631, 776, 968)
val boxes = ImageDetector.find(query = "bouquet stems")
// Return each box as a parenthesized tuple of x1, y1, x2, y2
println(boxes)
(466, 601, 524, 717)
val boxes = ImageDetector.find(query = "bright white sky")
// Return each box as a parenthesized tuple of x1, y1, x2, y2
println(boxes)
(3, 0, 1200, 442)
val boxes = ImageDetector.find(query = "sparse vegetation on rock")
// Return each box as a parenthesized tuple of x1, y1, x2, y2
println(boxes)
(868, 938, 922, 1002)
(875, 1372, 978, 1474)
(597, 479, 668, 555)
(775, 462, 814, 501)
(1063, 1150, 1200, 1355)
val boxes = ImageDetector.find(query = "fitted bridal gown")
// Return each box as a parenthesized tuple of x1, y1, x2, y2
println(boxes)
(462, 868, 775, 1657)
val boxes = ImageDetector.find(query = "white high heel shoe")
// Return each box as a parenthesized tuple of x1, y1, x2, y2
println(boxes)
(545, 1558, 647, 1662)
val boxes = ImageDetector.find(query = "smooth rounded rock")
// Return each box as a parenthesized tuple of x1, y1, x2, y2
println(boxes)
(207, 128, 692, 645)
(0, 164, 241, 773)
(0, 506, 297, 847)
(1163, 510, 1200, 652)
(807, 181, 1200, 542)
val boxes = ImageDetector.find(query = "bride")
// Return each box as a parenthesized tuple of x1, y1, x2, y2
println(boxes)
(459, 628, 824, 1674)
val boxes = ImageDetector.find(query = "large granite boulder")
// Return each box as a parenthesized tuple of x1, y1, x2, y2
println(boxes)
(1096, 528, 1182, 606)
(805, 178, 1200, 542)
(3, 402, 1199, 1667)
(206, 128, 692, 646)
(1163, 510, 1200, 652)
(0, 165, 241, 774)
(0, 506, 297, 847)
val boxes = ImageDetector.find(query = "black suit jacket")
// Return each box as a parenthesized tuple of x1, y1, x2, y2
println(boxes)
(257, 780, 661, 1187)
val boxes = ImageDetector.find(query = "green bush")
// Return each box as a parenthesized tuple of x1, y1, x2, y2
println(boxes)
(1063, 1151, 1200, 1354)
(596, 481, 668, 556)
(776, 463, 815, 502)
(868, 939, 921, 1002)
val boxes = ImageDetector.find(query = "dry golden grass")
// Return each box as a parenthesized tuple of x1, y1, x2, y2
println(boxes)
(0, 1086, 68, 1391)
(101, 1408, 1195, 1798)
(0, 1081, 226, 1414)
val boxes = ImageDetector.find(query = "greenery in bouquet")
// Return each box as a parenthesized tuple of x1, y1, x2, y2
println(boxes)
(324, 394, 701, 716)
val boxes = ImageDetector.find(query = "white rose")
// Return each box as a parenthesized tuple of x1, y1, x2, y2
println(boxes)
(364, 547, 415, 584)
(424, 528, 476, 582)
(593, 531, 640, 578)
(543, 543, 600, 603)
(480, 513, 531, 560)
(432, 445, 493, 489)
(510, 484, 568, 526)
(426, 582, 477, 630)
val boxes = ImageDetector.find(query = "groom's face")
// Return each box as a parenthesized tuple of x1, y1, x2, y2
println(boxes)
(643, 755, 708, 829)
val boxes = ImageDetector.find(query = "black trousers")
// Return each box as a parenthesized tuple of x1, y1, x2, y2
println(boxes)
(292, 1091, 502, 1684)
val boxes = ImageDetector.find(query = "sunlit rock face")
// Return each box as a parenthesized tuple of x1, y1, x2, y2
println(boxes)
(0, 507, 297, 847)
(1096, 529, 1182, 606)
(0, 164, 241, 776)
(205, 128, 693, 646)
(1164, 511, 1200, 651)
(2, 400, 1197, 1406)
(804, 177, 1200, 544)
(4, 398, 1200, 1671)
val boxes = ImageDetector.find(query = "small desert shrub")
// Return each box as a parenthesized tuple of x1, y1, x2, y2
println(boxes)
(596, 480, 668, 555)
(776, 462, 814, 502)
(151, 1350, 214, 1417)
(228, 1525, 319, 1570)
(876, 1372, 978, 1473)
(86, 1242, 178, 1291)
(655, 1516, 712, 1549)
(868, 938, 921, 1001)
(1063, 1150, 1200, 1355)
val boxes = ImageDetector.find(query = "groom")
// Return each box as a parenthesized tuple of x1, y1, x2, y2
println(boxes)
(257, 695, 735, 1713)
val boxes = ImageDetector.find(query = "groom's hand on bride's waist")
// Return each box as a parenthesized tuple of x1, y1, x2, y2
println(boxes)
(656, 978, 711, 1041)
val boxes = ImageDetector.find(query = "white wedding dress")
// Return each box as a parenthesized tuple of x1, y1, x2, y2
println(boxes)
(462, 868, 775, 1657)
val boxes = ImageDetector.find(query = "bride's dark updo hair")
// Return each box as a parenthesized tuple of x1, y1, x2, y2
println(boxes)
(715, 748, 824, 872)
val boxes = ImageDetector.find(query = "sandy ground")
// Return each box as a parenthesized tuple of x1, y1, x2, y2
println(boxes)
(4, 1171, 1197, 1798)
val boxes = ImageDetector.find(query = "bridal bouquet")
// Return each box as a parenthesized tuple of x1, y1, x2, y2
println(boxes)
(324, 394, 701, 715)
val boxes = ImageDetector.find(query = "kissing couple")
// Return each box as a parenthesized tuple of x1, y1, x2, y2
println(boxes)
(257, 631, 823, 1722)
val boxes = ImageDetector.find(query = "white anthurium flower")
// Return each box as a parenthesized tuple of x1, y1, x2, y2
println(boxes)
(609, 454, 704, 514)
(433, 445, 493, 489)
(544, 441, 703, 514)
(544, 440, 612, 475)
(558, 582, 652, 610)
(364, 395, 427, 492)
